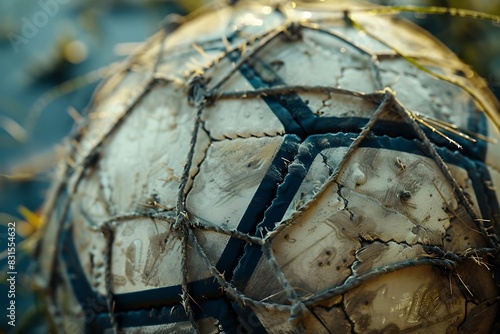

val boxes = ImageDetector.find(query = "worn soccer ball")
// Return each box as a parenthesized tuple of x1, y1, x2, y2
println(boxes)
(35, 0, 500, 333)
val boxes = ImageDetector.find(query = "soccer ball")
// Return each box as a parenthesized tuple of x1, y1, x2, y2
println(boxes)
(35, 1, 500, 333)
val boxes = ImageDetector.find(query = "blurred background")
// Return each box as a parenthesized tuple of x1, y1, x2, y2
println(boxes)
(0, 0, 499, 332)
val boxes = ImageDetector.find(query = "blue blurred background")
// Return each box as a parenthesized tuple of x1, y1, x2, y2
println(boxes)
(0, 0, 499, 333)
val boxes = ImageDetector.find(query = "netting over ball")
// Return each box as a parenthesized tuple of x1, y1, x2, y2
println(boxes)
(36, 1, 500, 333)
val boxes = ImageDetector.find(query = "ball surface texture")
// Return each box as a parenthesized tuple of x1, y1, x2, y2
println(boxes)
(36, 1, 500, 333)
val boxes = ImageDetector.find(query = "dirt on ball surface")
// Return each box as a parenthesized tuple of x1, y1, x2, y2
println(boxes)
(35, 1, 500, 333)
